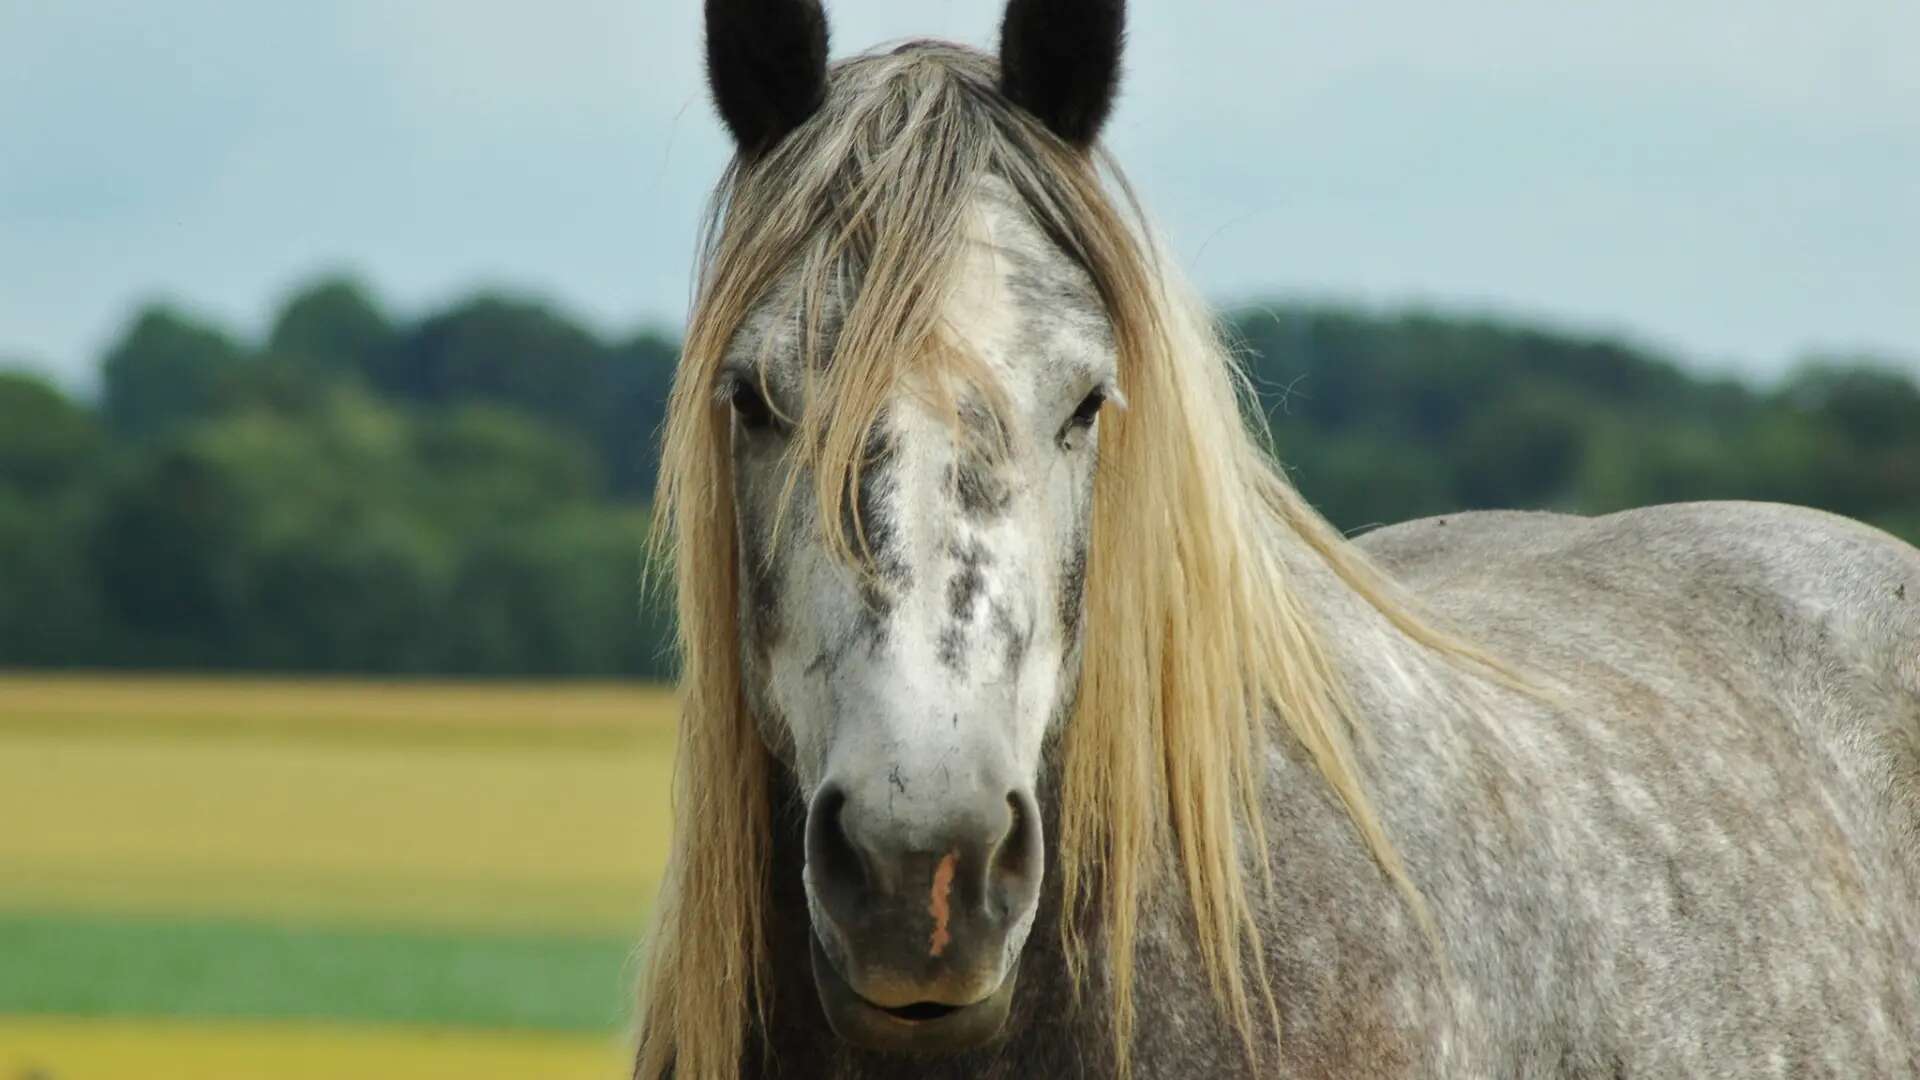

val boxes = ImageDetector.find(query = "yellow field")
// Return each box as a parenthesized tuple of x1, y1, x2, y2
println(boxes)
(0, 673, 680, 1077)
(0, 674, 678, 930)
(0, 1017, 627, 1080)
(0, 673, 668, 742)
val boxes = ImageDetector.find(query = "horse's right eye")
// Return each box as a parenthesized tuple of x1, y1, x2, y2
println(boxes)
(731, 382, 776, 432)
(1067, 388, 1108, 430)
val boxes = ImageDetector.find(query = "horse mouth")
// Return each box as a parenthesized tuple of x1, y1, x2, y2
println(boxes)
(875, 999, 962, 1021)
(809, 932, 1018, 1054)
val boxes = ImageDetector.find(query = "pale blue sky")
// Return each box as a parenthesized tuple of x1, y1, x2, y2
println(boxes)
(2, 1, 1915, 391)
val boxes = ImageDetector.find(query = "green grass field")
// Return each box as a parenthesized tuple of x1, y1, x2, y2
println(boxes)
(0, 674, 677, 1078)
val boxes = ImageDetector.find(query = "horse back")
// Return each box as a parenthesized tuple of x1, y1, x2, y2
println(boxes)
(1364, 499, 1920, 744)
(1354, 500, 1920, 1076)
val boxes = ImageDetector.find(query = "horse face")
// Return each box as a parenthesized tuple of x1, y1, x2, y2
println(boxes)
(725, 190, 1116, 1052)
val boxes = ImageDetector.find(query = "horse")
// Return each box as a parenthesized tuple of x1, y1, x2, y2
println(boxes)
(636, 1, 1920, 1075)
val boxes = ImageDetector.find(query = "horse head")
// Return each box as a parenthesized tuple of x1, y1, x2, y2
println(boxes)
(695, 0, 1128, 1055)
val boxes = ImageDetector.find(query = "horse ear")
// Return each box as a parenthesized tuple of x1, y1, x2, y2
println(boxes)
(705, 0, 831, 156)
(997, 0, 1126, 147)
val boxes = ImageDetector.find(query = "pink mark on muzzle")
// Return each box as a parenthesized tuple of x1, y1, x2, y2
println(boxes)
(928, 851, 957, 958)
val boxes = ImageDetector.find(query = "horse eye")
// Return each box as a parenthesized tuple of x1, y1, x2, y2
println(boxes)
(1066, 388, 1107, 432)
(730, 381, 776, 432)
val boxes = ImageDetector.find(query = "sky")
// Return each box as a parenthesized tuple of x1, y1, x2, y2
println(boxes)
(2, 0, 1915, 393)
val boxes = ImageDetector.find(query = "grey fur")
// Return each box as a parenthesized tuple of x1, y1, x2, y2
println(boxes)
(714, 194, 1920, 1076)
(733, 501, 1920, 1079)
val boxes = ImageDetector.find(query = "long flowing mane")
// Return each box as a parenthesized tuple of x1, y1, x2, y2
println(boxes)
(641, 42, 1487, 1078)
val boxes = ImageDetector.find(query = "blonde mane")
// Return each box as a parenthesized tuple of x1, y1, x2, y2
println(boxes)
(641, 42, 1484, 1078)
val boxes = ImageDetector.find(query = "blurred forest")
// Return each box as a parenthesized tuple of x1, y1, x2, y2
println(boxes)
(2, 276, 1916, 678)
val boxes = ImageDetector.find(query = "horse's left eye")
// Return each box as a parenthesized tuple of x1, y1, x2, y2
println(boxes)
(1063, 388, 1107, 437)
(730, 381, 776, 432)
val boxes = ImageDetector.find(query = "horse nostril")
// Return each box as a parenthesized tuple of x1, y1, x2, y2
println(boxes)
(988, 788, 1043, 911)
(807, 784, 871, 900)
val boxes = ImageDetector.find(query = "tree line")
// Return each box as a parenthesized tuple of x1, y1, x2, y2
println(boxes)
(1, 277, 1914, 678)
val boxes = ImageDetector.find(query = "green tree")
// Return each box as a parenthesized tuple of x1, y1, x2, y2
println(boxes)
(1781, 360, 1920, 453)
(267, 275, 397, 381)
(101, 305, 247, 440)
(444, 507, 657, 677)
(91, 389, 435, 669)
(0, 490, 108, 665)
(379, 295, 608, 427)
(413, 405, 604, 527)
(1452, 390, 1589, 510)
(602, 331, 678, 497)
(0, 374, 104, 498)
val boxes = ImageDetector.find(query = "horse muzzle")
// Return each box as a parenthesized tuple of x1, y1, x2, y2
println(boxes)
(802, 777, 1043, 1054)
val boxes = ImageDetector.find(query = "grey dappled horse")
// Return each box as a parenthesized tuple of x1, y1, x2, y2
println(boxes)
(635, 1, 1920, 1076)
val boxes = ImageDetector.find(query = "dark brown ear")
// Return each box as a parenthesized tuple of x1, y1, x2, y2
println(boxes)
(997, 0, 1126, 146)
(705, 0, 831, 157)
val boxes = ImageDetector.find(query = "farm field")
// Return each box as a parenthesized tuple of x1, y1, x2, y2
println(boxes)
(0, 674, 678, 1079)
